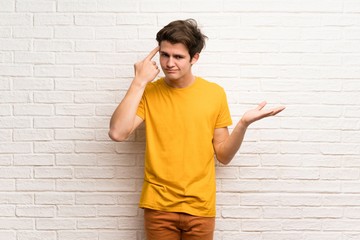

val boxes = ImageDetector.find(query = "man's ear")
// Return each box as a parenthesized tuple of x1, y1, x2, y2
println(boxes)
(190, 53, 200, 65)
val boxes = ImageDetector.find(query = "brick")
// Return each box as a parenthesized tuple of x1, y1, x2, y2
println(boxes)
(115, 142, 145, 154)
(140, 0, 180, 12)
(344, 0, 360, 12)
(16, 0, 56, 12)
(0, 180, 15, 191)
(0, 219, 33, 230)
(0, 167, 31, 179)
(75, 142, 115, 153)
(34, 13, 73, 26)
(74, 66, 114, 78)
(56, 154, 97, 166)
(77, 218, 117, 229)
(36, 219, 76, 230)
(0, 143, 32, 154)
(0, 155, 12, 166)
(95, 26, 138, 39)
(34, 167, 73, 179)
(16, 206, 55, 218)
(0, 0, 14, 12)
(97, 206, 138, 217)
(223, 232, 261, 240)
(0, 39, 30, 50)
(0, 78, 10, 90)
(75, 14, 115, 26)
(75, 193, 118, 205)
(55, 104, 94, 116)
(0, 92, 31, 103)
(216, 219, 241, 231)
(57, 0, 97, 12)
(242, 220, 282, 231)
(14, 154, 54, 166)
(0, 14, 31, 26)
(96, 154, 136, 166)
(35, 193, 74, 205)
(34, 65, 73, 77)
(0, 65, 32, 76)
(75, 167, 114, 179)
(57, 206, 97, 217)
(279, 168, 320, 180)
(17, 231, 56, 240)
(56, 53, 95, 64)
(14, 52, 55, 64)
(262, 233, 298, 240)
(0, 27, 11, 37)
(55, 26, 94, 39)
(34, 91, 73, 103)
(303, 207, 343, 218)
(117, 14, 156, 25)
(263, 207, 302, 219)
(75, 40, 115, 52)
(114, 167, 143, 179)
(56, 180, 96, 192)
(13, 77, 54, 90)
(223, 0, 343, 12)
(55, 79, 95, 91)
(55, 129, 94, 140)
(58, 231, 98, 240)
(34, 117, 74, 128)
(0, 129, 10, 141)
(99, 231, 137, 240)
(97, 0, 137, 12)
(34, 142, 74, 153)
(34, 40, 73, 52)
(17, 179, 55, 191)
(221, 207, 262, 219)
(0, 206, 15, 217)
(95, 179, 136, 192)
(0, 193, 33, 204)
(13, 27, 53, 38)
(13, 104, 53, 116)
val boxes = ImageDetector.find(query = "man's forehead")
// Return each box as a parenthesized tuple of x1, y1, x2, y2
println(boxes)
(159, 41, 189, 55)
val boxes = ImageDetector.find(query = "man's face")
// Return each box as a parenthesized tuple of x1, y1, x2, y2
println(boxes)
(159, 40, 198, 81)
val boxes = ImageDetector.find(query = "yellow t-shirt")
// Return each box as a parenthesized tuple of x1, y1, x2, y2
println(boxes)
(136, 77, 232, 217)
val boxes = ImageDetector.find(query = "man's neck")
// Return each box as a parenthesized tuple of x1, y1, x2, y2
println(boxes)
(164, 74, 195, 89)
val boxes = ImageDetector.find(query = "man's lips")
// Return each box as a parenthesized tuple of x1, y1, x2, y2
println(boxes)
(165, 69, 177, 73)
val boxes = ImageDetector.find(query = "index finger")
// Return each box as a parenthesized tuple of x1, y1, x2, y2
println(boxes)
(145, 46, 159, 61)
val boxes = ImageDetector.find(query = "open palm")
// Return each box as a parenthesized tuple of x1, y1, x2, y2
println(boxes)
(241, 101, 285, 127)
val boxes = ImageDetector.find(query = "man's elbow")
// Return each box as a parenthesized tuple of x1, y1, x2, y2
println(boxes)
(108, 128, 129, 142)
(217, 157, 232, 165)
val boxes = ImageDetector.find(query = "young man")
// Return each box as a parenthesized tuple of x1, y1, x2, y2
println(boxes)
(109, 19, 285, 240)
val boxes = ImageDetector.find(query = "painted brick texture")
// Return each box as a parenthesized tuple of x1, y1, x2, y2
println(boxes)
(1, 0, 360, 239)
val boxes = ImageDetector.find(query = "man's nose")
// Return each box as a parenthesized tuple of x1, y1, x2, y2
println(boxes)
(166, 57, 175, 67)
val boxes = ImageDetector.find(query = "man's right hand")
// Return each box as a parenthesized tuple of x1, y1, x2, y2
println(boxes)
(133, 46, 160, 85)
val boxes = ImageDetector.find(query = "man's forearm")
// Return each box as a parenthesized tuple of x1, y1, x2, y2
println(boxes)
(108, 79, 146, 141)
(216, 120, 248, 165)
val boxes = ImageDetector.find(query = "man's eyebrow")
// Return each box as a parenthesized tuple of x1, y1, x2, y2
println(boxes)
(159, 51, 185, 57)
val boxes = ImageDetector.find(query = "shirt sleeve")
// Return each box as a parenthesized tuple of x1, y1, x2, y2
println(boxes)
(215, 89, 232, 128)
(136, 93, 146, 120)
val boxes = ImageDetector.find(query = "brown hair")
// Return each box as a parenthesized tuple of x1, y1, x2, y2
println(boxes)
(156, 19, 208, 59)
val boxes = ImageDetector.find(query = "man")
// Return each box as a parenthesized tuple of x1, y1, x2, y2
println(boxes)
(109, 19, 285, 240)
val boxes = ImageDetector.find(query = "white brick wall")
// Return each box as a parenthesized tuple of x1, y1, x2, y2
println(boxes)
(1, 0, 360, 239)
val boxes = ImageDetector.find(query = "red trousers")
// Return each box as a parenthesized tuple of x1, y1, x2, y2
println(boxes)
(144, 208, 215, 240)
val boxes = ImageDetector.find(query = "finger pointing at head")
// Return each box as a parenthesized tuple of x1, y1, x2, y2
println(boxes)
(146, 46, 160, 61)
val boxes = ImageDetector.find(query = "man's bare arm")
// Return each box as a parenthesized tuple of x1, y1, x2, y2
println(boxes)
(213, 101, 285, 165)
(108, 47, 160, 142)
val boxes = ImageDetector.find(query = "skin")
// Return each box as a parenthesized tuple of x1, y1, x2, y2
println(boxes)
(108, 41, 285, 165)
